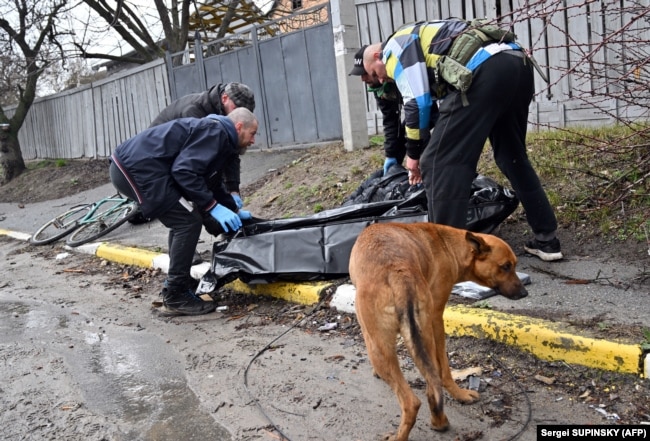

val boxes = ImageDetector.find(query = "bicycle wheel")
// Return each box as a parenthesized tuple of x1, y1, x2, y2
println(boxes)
(65, 200, 140, 247)
(29, 204, 93, 245)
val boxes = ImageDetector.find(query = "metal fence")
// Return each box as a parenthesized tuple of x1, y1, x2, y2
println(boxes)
(165, 2, 341, 149)
(8, 4, 339, 159)
(7, 60, 169, 160)
(354, 0, 650, 133)
(6, 0, 649, 159)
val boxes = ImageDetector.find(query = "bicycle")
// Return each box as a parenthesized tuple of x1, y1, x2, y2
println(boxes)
(29, 193, 140, 247)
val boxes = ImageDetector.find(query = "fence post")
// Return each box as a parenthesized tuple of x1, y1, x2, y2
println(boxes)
(250, 26, 270, 149)
(193, 31, 208, 92)
(331, 0, 368, 151)
(164, 50, 178, 101)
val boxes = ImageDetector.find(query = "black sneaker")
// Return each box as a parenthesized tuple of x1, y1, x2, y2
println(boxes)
(161, 287, 216, 316)
(524, 238, 563, 261)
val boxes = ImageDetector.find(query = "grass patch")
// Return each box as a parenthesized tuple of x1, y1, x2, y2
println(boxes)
(26, 159, 68, 170)
(369, 135, 384, 147)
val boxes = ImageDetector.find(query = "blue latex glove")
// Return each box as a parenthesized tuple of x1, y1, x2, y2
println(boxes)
(383, 157, 398, 175)
(209, 204, 242, 232)
(231, 193, 244, 209)
(238, 210, 252, 220)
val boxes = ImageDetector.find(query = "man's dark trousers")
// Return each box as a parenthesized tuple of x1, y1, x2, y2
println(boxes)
(419, 51, 558, 239)
(109, 162, 202, 289)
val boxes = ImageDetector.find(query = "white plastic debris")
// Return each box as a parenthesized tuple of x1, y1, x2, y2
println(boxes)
(589, 405, 620, 420)
(333, 273, 532, 310)
(196, 273, 217, 294)
(330, 284, 356, 314)
(451, 281, 495, 300)
(318, 322, 338, 331)
(55, 252, 70, 260)
(452, 272, 531, 300)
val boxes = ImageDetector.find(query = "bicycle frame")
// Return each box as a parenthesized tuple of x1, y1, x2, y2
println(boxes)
(64, 193, 140, 247)
(77, 194, 132, 226)
(30, 192, 139, 246)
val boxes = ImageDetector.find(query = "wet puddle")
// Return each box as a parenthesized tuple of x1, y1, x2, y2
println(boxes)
(0, 298, 232, 440)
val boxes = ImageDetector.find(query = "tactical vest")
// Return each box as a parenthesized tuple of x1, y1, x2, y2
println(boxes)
(436, 18, 518, 105)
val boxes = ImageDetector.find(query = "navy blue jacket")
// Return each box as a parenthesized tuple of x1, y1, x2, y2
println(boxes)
(148, 84, 241, 194)
(111, 115, 239, 219)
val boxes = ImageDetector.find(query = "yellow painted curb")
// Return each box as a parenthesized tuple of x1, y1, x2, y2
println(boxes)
(0, 228, 31, 241)
(95, 243, 161, 268)
(445, 305, 642, 375)
(226, 279, 332, 305)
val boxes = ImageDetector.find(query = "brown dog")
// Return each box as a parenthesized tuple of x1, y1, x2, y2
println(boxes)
(349, 222, 528, 441)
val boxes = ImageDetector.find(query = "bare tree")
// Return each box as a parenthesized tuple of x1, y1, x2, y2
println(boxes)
(0, 0, 70, 184)
(40, 57, 102, 92)
(502, 0, 649, 222)
(501, 0, 650, 123)
(0, 42, 22, 107)
(74, 0, 189, 64)
(73, 0, 263, 65)
(0, 0, 277, 185)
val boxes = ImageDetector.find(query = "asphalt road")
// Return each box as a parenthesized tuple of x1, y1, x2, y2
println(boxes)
(2, 238, 645, 441)
(1, 148, 649, 440)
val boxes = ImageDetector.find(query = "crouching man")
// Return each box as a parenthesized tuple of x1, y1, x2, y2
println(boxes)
(109, 108, 258, 315)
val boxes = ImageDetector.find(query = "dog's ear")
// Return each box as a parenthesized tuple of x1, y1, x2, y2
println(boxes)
(466, 231, 491, 258)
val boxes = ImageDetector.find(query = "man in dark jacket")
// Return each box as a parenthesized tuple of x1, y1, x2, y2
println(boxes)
(349, 46, 437, 175)
(150, 82, 255, 202)
(151, 82, 255, 122)
(150, 82, 256, 264)
(109, 108, 258, 316)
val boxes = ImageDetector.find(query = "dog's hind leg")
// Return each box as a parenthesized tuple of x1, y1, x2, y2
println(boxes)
(357, 296, 420, 440)
(400, 295, 450, 432)
(367, 334, 421, 441)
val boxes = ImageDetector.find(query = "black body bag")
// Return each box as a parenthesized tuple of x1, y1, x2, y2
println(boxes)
(197, 166, 519, 294)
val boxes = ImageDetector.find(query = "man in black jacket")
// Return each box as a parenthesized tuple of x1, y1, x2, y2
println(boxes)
(149, 82, 256, 264)
(151, 82, 255, 121)
(349, 46, 437, 175)
(110, 108, 258, 316)
(150, 82, 255, 202)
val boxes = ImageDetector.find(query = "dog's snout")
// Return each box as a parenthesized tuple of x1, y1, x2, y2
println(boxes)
(496, 283, 528, 300)
(511, 286, 528, 300)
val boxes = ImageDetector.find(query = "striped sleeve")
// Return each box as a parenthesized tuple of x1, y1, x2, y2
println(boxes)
(383, 28, 433, 145)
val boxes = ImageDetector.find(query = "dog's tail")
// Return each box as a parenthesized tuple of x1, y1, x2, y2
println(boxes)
(398, 281, 445, 418)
